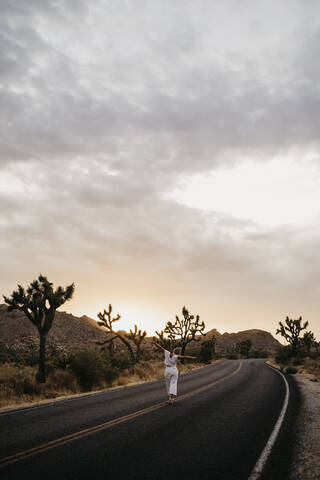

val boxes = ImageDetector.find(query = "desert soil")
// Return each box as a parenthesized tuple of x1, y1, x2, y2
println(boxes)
(290, 373, 320, 479)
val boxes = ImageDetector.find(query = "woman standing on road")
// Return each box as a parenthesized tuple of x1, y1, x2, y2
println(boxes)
(152, 341, 197, 404)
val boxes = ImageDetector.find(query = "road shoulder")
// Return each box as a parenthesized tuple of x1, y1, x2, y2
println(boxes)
(289, 373, 320, 479)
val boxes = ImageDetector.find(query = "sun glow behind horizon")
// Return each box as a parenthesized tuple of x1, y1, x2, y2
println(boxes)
(166, 155, 320, 227)
(85, 303, 166, 336)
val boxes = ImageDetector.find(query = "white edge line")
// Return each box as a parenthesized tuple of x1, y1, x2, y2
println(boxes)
(247, 363, 290, 480)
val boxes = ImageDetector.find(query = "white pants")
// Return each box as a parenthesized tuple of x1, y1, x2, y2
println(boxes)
(165, 366, 178, 396)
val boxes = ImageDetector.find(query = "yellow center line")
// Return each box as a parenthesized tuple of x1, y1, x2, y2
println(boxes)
(0, 361, 242, 469)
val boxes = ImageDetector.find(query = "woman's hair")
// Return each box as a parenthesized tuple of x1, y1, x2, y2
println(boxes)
(173, 347, 181, 355)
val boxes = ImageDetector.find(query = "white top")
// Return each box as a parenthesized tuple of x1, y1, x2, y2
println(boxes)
(164, 350, 179, 368)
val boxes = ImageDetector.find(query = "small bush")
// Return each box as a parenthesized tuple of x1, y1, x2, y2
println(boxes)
(69, 348, 118, 390)
(5, 342, 39, 366)
(275, 346, 292, 365)
(227, 354, 238, 360)
(250, 350, 270, 359)
(199, 340, 214, 364)
(285, 366, 298, 374)
(0, 345, 8, 363)
(110, 354, 132, 371)
(48, 369, 78, 392)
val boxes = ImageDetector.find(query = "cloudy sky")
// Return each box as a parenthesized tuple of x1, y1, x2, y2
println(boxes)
(1, 0, 320, 339)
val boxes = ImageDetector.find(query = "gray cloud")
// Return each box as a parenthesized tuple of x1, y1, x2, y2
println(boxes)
(1, 0, 320, 336)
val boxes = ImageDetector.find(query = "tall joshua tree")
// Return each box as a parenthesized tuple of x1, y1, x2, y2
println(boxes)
(3, 275, 74, 383)
(97, 304, 146, 364)
(276, 316, 308, 357)
(164, 306, 205, 360)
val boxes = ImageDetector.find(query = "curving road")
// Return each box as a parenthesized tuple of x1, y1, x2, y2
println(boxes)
(0, 359, 291, 480)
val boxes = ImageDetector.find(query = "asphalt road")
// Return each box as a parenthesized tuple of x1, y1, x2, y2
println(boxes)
(0, 359, 293, 480)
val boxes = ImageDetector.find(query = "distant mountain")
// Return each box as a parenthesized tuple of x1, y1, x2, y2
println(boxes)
(0, 304, 106, 347)
(0, 304, 281, 353)
(203, 328, 281, 353)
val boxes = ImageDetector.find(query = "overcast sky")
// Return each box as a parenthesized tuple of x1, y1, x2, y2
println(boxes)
(1, 0, 320, 339)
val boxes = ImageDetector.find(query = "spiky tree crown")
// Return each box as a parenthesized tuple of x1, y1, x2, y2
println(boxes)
(276, 316, 308, 345)
(164, 306, 205, 344)
(3, 274, 75, 332)
(4, 275, 74, 311)
(125, 325, 147, 346)
(97, 304, 121, 330)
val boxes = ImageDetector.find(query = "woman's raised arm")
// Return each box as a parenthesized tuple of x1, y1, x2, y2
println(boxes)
(152, 341, 165, 352)
(178, 355, 197, 360)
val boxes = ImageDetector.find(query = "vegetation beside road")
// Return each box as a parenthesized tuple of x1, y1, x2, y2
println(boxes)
(0, 352, 210, 409)
(273, 316, 320, 379)
(0, 273, 277, 409)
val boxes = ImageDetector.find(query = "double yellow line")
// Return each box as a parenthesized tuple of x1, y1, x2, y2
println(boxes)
(0, 361, 242, 469)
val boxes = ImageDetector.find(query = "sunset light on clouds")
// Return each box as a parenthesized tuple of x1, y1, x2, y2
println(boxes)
(168, 155, 320, 227)
(1, 0, 320, 338)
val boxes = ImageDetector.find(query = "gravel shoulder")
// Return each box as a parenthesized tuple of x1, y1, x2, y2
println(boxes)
(290, 373, 320, 479)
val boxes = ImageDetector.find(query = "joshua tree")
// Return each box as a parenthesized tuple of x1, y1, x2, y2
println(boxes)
(3, 275, 74, 383)
(153, 329, 176, 351)
(97, 304, 146, 364)
(125, 325, 147, 363)
(301, 331, 316, 353)
(163, 306, 205, 360)
(276, 316, 308, 356)
(95, 335, 117, 357)
(236, 339, 252, 358)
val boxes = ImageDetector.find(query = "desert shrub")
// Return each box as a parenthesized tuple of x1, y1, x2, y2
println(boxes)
(199, 340, 214, 364)
(10, 369, 43, 396)
(0, 345, 8, 363)
(250, 349, 270, 358)
(139, 349, 153, 361)
(69, 348, 118, 390)
(0, 363, 21, 387)
(110, 353, 132, 371)
(294, 350, 307, 364)
(47, 350, 71, 372)
(293, 358, 303, 366)
(275, 345, 292, 365)
(21, 378, 42, 395)
(5, 342, 39, 366)
(227, 353, 238, 360)
(308, 351, 320, 360)
(48, 369, 78, 392)
(285, 366, 298, 374)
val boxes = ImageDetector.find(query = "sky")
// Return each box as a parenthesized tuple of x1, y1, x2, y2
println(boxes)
(1, 0, 320, 339)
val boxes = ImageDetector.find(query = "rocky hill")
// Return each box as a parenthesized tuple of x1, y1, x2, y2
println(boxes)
(0, 304, 281, 353)
(0, 304, 107, 347)
(203, 328, 281, 353)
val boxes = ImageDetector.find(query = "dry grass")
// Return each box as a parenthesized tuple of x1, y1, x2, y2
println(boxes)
(268, 356, 320, 380)
(298, 358, 320, 380)
(0, 363, 81, 408)
(0, 359, 210, 409)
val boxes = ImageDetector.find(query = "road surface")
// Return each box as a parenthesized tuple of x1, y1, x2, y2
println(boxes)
(0, 359, 294, 480)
